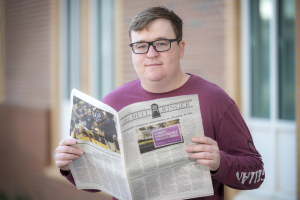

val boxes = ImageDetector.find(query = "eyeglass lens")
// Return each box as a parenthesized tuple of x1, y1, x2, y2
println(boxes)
(132, 40, 171, 54)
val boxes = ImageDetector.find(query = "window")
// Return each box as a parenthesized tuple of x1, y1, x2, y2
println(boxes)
(249, 0, 295, 120)
(60, 0, 81, 141)
(241, 0, 296, 198)
(59, 0, 115, 141)
(250, 0, 270, 118)
(278, 0, 295, 120)
(91, 0, 114, 99)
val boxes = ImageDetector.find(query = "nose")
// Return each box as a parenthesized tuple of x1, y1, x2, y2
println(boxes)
(146, 44, 159, 57)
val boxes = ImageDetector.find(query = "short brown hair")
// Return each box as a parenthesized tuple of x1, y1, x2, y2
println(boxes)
(128, 6, 183, 43)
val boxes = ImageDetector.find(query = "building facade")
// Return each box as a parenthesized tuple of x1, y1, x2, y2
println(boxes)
(0, 0, 298, 200)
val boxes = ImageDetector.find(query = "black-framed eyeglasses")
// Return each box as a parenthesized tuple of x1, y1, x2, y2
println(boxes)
(129, 38, 181, 54)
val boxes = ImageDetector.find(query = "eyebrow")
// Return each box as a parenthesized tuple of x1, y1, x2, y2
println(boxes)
(134, 36, 168, 43)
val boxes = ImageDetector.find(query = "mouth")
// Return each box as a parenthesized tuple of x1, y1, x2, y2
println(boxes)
(146, 63, 163, 67)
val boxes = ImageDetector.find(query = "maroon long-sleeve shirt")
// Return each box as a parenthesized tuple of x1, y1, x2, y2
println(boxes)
(61, 74, 264, 200)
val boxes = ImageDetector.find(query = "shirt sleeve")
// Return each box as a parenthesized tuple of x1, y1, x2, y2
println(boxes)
(211, 103, 265, 190)
(60, 170, 100, 193)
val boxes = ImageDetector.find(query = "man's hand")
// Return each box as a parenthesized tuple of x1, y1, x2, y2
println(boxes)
(55, 138, 84, 171)
(185, 136, 220, 172)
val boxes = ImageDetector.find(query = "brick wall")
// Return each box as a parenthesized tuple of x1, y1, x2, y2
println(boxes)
(121, 0, 225, 89)
(5, 0, 51, 109)
(0, 1, 230, 200)
(0, 1, 111, 200)
(0, 0, 4, 103)
(0, 105, 113, 200)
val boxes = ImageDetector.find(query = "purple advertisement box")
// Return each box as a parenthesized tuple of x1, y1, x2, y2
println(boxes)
(152, 124, 182, 147)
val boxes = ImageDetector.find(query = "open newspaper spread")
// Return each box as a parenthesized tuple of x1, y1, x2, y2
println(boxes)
(68, 89, 214, 200)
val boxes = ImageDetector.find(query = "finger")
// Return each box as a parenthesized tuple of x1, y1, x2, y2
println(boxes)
(188, 152, 217, 160)
(56, 160, 73, 169)
(56, 145, 84, 155)
(59, 138, 77, 146)
(185, 144, 214, 153)
(186, 144, 219, 153)
(196, 159, 215, 167)
(55, 153, 80, 161)
(191, 136, 217, 145)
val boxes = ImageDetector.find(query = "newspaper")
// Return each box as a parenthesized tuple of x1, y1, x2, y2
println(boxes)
(68, 89, 214, 200)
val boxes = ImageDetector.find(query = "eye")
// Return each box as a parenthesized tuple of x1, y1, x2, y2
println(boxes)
(158, 42, 167, 46)
(156, 41, 168, 46)
(134, 43, 148, 49)
(138, 45, 147, 49)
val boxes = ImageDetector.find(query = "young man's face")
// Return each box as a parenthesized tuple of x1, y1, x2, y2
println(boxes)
(130, 18, 185, 84)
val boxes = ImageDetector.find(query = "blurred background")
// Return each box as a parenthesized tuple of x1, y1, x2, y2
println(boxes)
(0, 0, 299, 200)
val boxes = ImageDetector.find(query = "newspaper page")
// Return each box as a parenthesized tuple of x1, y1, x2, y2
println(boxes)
(68, 89, 132, 200)
(118, 94, 214, 200)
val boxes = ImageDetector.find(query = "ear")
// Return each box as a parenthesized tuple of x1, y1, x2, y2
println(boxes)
(179, 40, 185, 58)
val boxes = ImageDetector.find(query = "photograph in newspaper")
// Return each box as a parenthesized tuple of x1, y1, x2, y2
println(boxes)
(70, 96, 120, 154)
(136, 119, 184, 154)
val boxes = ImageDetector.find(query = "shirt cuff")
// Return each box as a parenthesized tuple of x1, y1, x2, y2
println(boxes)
(60, 169, 71, 176)
(60, 169, 76, 186)
(210, 150, 228, 181)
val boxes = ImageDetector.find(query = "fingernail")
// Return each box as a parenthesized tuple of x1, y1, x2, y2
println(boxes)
(186, 147, 190, 152)
(79, 151, 83, 155)
(72, 140, 76, 144)
(192, 138, 196, 142)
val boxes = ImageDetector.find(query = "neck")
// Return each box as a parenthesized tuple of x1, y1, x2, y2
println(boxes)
(141, 71, 190, 93)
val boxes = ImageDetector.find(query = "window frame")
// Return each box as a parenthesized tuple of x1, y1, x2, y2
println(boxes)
(59, 0, 81, 141)
(241, 0, 296, 198)
(242, 0, 296, 126)
(59, 0, 115, 142)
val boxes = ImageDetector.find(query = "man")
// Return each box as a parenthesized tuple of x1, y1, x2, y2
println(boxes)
(92, 120, 106, 145)
(55, 6, 264, 199)
(82, 107, 97, 144)
(94, 108, 105, 123)
(96, 112, 118, 152)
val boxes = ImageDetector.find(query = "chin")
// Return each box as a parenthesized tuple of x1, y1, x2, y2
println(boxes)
(145, 73, 167, 82)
